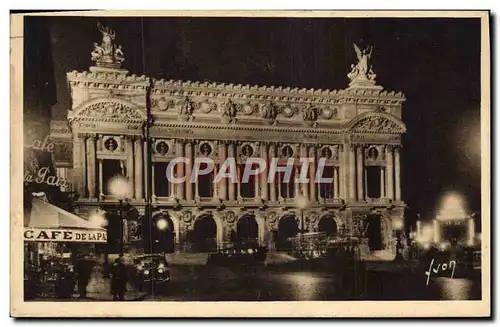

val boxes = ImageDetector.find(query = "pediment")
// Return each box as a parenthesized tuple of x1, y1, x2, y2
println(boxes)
(348, 113, 406, 134)
(69, 97, 147, 123)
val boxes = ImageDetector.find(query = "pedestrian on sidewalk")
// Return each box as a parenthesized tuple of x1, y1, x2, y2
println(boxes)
(110, 255, 127, 301)
(75, 254, 94, 299)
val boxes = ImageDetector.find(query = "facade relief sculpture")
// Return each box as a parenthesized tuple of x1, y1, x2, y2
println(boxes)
(220, 99, 239, 123)
(259, 102, 278, 122)
(177, 97, 195, 121)
(302, 105, 318, 127)
(152, 98, 175, 112)
(350, 114, 406, 134)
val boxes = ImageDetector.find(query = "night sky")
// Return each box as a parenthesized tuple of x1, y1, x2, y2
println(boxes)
(24, 16, 482, 222)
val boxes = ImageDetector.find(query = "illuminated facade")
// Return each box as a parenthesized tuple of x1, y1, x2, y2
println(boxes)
(50, 26, 407, 260)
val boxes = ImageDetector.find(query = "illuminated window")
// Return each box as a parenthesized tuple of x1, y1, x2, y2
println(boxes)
(102, 160, 126, 195)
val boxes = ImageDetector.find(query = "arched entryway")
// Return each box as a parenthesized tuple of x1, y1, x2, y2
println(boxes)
(276, 215, 298, 251)
(193, 214, 217, 252)
(152, 214, 175, 253)
(236, 214, 259, 245)
(318, 215, 338, 236)
(364, 214, 383, 251)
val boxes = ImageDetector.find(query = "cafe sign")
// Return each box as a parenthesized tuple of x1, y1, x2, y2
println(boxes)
(24, 228, 107, 243)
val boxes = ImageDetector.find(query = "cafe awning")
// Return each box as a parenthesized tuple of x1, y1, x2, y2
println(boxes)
(24, 198, 107, 243)
(25, 198, 104, 231)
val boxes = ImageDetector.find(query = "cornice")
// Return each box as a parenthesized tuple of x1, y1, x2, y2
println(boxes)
(151, 121, 345, 134)
(150, 78, 406, 106)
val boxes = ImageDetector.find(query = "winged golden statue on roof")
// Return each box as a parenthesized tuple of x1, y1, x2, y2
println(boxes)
(91, 22, 125, 69)
(348, 43, 377, 84)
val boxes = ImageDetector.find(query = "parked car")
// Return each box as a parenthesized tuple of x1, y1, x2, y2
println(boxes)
(131, 254, 170, 293)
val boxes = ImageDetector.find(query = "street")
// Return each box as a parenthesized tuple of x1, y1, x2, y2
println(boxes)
(140, 260, 481, 301)
(145, 263, 345, 301)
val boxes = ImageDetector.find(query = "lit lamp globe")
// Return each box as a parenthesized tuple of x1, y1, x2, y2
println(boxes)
(437, 192, 467, 221)
(295, 195, 310, 210)
(392, 218, 404, 231)
(89, 210, 107, 228)
(156, 218, 168, 231)
(108, 175, 132, 200)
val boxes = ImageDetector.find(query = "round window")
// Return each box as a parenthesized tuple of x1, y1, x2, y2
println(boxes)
(155, 141, 169, 155)
(104, 138, 118, 152)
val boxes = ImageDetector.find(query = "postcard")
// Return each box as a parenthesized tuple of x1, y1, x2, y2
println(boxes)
(10, 10, 490, 317)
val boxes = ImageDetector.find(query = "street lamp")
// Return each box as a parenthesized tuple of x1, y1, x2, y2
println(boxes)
(155, 218, 168, 256)
(295, 195, 310, 234)
(392, 217, 404, 260)
(108, 175, 132, 255)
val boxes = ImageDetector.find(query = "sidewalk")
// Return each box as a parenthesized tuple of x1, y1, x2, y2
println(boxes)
(30, 264, 148, 302)
(80, 264, 148, 301)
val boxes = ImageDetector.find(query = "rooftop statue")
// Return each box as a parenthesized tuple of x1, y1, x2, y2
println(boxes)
(91, 22, 125, 69)
(348, 43, 377, 86)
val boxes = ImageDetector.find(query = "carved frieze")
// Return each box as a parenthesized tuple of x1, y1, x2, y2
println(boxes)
(151, 124, 343, 144)
(241, 102, 258, 116)
(259, 102, 278, 121)
(177, 97, 194, 121)
(350, 115, 405, 134)
(152, 98, 175, 112)
(220, 99, 238, 123)
(70, 99, 146, 124)
(302, 105, 318, 127)
(321, 106, 338, 119)
(351, 133, 401, 144)
(198, 100, 218, 114)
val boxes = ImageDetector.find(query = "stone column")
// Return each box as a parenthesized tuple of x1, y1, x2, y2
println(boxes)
(218, 141, 227, 200)
(151, 162, 156, 199)
(98, 159, 103, 198)
(86, 134, 96, 199)
(299, 145, 308, 198)
(380, 167, 385, 198)
(254, 145, 260, 199)
(227, 142, 236, 201)
(294, 165, 300, 198)
(269, 143, 277, 202)
(73, 133, 86, 197)
(213, 163, 219, 199)
(394, 147, 402, 201)
(185, 141, 193, 201)
(143, 139, 149, 199)
(339, 145, 346, 200)
(176, 140, 185, 200)
(260, 142, 269, 201)
(308, 146, 316, 202)
(236, 163, 242, 200)
(356, 145, 364, 201)
(333, 166, 339, 198)
(386, 146, 394, 199)
(134, 136, 144, 200)
(348, 145, 356, 200)
(125, 136, 134, 191)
